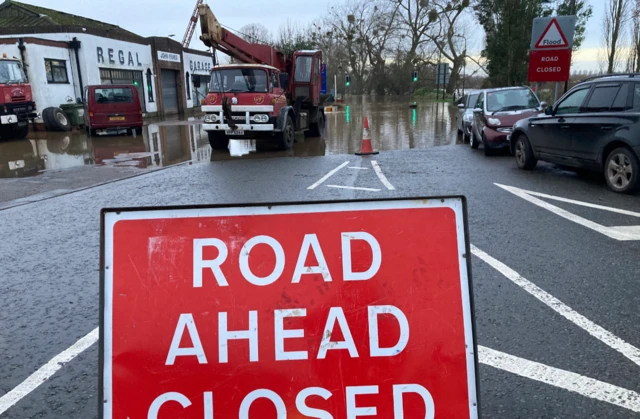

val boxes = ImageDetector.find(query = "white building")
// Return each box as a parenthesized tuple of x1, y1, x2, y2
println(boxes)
(0, 0, 212, 120)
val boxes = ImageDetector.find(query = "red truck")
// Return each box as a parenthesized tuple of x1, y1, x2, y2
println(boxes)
(198, 5, 325, 150)
(0, 54, 37, 139)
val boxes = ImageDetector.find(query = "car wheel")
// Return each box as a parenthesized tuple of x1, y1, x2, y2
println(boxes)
(514, 134, 537, 170)
(470, 130, 479, 149)
(277, 116, 295, 150)
(604, 147, 639, 194)
(482, 133, 494, 156)
(208, 131, 229, 150)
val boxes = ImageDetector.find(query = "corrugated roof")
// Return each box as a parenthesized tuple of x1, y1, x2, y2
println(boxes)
(0, 0, 138, 37)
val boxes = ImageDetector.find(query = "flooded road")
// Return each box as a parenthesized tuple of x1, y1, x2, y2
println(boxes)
(0, 97, 458, 179)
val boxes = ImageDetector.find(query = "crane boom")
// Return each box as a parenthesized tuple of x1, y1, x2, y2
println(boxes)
(182, 0, 204, 48)
(198, 3, 287, 70)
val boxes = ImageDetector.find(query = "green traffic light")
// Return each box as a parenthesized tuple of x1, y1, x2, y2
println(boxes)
(133, 81, 139, 86)
(346, 82, 350, 87)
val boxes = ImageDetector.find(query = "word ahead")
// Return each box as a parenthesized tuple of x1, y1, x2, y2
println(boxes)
(100, 199, 478, 419)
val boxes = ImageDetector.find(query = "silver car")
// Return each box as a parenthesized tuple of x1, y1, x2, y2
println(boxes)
(456, 91, 482, 142)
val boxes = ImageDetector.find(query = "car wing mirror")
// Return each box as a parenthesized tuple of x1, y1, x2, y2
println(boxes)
(545, 107, 554, 116)
(457, 103, 465, 109)
(279, 73, 290, 91)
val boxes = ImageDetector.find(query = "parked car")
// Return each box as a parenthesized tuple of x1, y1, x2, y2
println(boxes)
(83, 84, 143, 136)
(456, 91, 481, 142)
(510, 74, 640, 194)
(471, 87, 546, 155)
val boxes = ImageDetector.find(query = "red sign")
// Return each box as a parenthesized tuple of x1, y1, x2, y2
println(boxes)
(100, 199, 478, 418)
(528, 49, 572, 82)
(535, 18, 569, 49)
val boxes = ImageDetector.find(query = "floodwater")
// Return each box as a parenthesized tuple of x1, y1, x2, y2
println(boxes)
(0, 97, 459, 178)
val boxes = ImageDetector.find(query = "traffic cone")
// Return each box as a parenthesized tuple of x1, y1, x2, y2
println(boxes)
(355, 117, 379, 156)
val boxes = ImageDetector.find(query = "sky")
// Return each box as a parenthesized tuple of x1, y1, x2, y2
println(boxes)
(15, 0, 606, 72)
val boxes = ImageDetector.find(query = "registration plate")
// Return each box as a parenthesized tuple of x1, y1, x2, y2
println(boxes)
(17, 121, 27, 126)
(225, 130, 244, 136)
(109, 116, 125, 121)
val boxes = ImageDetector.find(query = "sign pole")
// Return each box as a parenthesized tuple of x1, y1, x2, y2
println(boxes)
(554, 82, 559, 103)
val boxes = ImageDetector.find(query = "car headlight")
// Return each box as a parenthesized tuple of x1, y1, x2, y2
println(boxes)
(253, 114, 269, 123)
(487, 117, 501, 126)
(204, 114, 219, 123)
(463, 114, 473, 122)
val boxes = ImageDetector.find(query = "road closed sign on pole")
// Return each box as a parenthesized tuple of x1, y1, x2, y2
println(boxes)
(100, 198, 479, 418)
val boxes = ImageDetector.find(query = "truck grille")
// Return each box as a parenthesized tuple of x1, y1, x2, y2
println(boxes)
(11, 96, 26, 102)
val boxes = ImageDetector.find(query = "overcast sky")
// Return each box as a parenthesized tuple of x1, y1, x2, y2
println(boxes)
(19, 0, 605, 71)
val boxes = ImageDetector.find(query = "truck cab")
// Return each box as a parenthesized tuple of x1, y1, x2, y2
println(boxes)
(0, 55, 37, 140)
(201, 51, 324, 151)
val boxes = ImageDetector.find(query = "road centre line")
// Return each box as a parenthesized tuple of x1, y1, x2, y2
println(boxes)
(495, 183, 640, 241)
(0, 327, 99, 415)
(371, 161, 396, 190)
(326, 185, 381, 192)
(479, 345, 640, 413)
(307, 161, 350, 190)
(471, 245, 640, 368)
(348, 166, 369, 170)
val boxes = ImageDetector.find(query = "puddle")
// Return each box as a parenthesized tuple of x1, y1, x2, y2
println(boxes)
(0, 97, 459, 178)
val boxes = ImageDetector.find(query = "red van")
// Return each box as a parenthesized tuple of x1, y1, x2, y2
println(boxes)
(83, 85, 143, 136)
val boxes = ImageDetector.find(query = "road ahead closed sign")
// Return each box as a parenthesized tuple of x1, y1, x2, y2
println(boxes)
(100, 199, 479, 418)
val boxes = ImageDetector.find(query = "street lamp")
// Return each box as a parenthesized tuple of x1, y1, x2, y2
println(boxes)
(454, 34, 467, 97)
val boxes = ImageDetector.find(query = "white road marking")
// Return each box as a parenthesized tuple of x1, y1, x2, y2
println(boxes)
(348, 166, 369, 170)
(307, 161, 350, 190)
(326, 185, 381, 192)
(0, 327, 99, 415)
(495, 183, 640, 241)
(371, 160, 396, 190)
(471, 245, 640, 368)
(479, 345, 640, 413)
(611, 225, 640, 235)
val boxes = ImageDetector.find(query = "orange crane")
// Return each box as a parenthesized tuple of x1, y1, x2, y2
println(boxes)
(182, 0, 204, 48)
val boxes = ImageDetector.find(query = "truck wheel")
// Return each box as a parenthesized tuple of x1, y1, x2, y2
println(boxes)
(277, 116, 295, 150)
(42, 107, 56, 130)
(305, 112, 324, 138)
(51, 108, 71, 131)
(208, 131, 229, 150)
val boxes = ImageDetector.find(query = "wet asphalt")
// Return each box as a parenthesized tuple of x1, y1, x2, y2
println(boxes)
(0, 99, 639, 418)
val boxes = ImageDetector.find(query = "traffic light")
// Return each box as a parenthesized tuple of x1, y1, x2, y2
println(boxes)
(133, 80, 139, 86)
(345, 74, 351, 87)
(412, 71, 418, 82)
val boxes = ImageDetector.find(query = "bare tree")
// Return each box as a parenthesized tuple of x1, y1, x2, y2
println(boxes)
(630, 0, 640, 72)
(238, 23, 272, 45)
(603, 0, 632, 74)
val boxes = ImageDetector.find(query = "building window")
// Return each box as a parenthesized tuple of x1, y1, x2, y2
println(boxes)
(186, 72, 191, 100)
(45, 59, 68, 83)
(147, 68, 154, 102)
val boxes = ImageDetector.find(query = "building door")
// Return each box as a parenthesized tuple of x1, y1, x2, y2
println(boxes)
(161, 69, 179, 115)
(99, 68, 145, 112)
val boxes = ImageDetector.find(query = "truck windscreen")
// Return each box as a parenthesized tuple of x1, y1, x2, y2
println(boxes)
(209, 68, 268, 93)
(0, 60, 27, 84)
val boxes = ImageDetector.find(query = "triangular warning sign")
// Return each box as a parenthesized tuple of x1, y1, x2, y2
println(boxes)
(535, 18, 569, 48)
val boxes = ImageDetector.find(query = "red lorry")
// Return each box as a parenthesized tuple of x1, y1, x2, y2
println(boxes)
(0, 54, 37, 139)
(198, 5, 325, 150)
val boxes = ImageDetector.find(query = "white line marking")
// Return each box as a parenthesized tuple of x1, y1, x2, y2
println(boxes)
(495, 183, 639, 241)
(611, 225, 640, 236)
(479, 345, 640, 412)
(0, 327, 99, 415)
(326, 185, 381, 192)
(348, 166, 369, 170)
(496, 184, 640, 218)
(371, 160, 396, 190)
(307, 161, 350, 190)
(471, 245, 640, 368)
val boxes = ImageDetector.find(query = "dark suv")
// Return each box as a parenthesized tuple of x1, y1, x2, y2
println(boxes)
(510, 74, 640, 193)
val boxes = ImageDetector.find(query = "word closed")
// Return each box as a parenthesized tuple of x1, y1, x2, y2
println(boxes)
(102, 200, 478, 418)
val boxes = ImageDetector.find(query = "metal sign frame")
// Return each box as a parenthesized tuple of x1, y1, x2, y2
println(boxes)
(99, 197, 479, 418)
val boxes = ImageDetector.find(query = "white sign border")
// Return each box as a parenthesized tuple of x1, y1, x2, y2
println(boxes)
(100, 198, 479, 418)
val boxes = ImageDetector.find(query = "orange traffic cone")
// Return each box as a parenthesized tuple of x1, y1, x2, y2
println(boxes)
(355, 117, 379, 156)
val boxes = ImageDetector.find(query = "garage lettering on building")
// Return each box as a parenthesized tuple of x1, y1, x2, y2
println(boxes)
(147, 232, 433, 418)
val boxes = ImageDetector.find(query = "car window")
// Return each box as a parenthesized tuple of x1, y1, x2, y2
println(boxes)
(583, 84, 621, 113)
(486, 88, 539, 112)
(555, 87, 590, 115)
(467, 94, 479, 108)
(611, 83, 629, 111)
(630, 83, 640, 111)
(475, 93, 484, 109)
